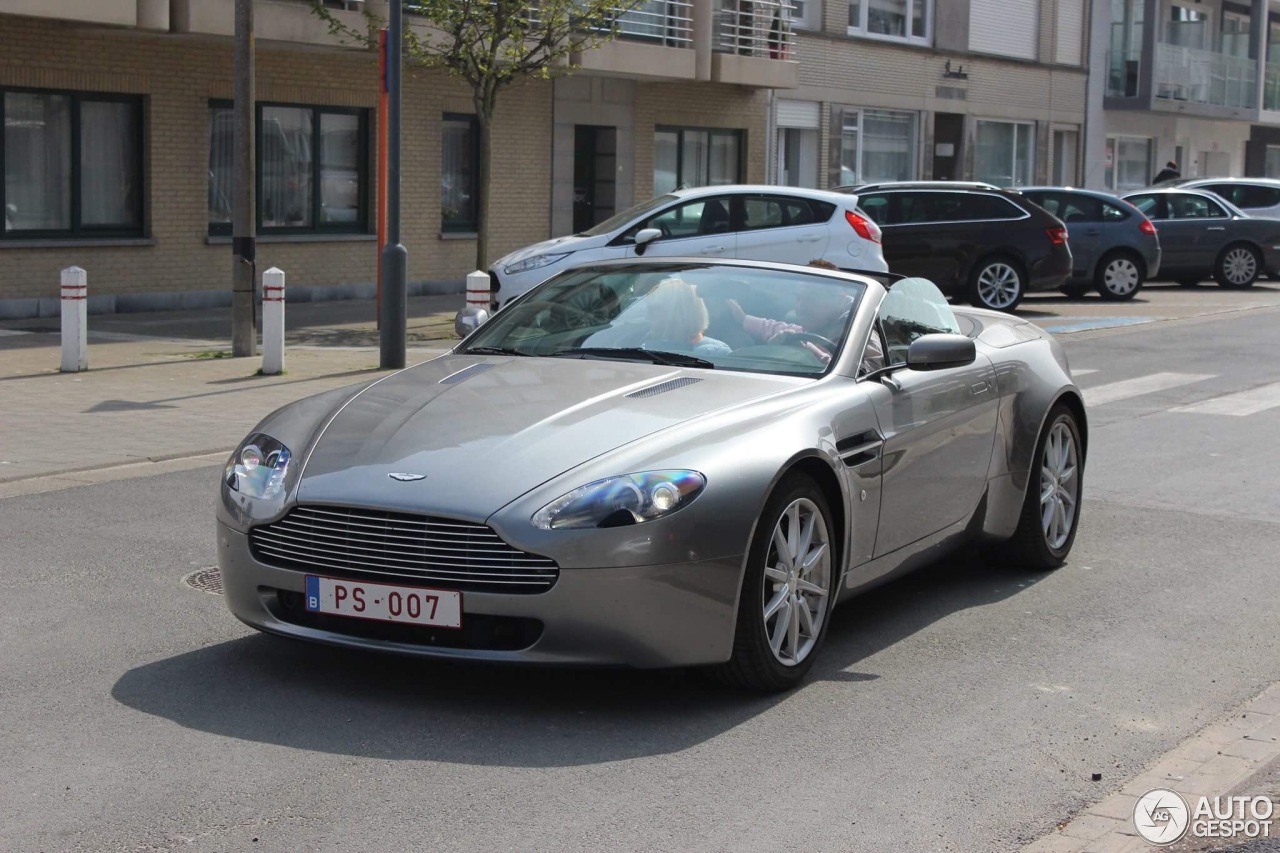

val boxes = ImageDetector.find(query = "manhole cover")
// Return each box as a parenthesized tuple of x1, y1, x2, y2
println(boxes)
(183, 567, 223, 595)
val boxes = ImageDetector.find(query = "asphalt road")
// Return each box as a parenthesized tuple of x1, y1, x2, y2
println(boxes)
(3, 302, 1280, 852)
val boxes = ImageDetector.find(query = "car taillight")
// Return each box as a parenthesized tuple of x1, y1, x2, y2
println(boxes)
(1139, 218, 1158, 236)
(845, 210, 881, 243)
(1046, 226, 1068, 245)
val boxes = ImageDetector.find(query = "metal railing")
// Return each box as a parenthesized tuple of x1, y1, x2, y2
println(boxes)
(615, 0, 694, 47)
(714, 0, 795, 59)
(1107, 49, 1142, 97)
(1155, 42, 1257, 109)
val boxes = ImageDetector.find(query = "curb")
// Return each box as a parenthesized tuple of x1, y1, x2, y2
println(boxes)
(1023, 683, 1280, 852)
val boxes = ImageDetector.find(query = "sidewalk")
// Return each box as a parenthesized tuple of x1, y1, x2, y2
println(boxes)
(0, 295, 461, 485)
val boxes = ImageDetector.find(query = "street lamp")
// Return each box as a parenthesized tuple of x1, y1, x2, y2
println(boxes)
(379, 0, 407, 370)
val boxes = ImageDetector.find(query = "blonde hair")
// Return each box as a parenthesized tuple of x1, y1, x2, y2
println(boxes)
(646, 278, 709, 343)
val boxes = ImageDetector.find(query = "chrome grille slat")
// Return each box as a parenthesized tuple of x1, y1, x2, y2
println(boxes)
(253, 529, 554, 565)
(249, 505, 559, 594)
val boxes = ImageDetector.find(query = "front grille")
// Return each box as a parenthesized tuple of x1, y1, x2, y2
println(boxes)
(250, 505, 559, 594)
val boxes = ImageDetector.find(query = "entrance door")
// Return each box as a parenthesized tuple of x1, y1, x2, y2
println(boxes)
(573, 126, 617, 233)
(931, 113, 964, 180)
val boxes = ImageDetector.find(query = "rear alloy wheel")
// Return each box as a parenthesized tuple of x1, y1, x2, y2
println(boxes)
(1095, 252, 1143, 301)
(969, 257, 1025, 312)
(1215, 244, 1261, 289)
(997, 405, 1084, 570)
(713, 473, 836, 692)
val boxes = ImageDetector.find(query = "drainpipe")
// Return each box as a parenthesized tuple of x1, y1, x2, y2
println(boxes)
(694, 0, 713, 82)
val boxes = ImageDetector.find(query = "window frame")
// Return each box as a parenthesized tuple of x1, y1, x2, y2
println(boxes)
(653, 126, 745, 193)
(789, 0, 822, 30)
(835, 106, 920, 187)
(847, 0, 932, 45)
(1104, 134, 1154, 193)
(2, 87, 145, 241)
(207, 100, 371, 237)
(441, 112, 480, 233)
(974, 119, 1035, 188)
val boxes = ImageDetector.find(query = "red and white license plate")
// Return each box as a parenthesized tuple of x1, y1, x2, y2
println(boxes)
(304, 575, 462, 629)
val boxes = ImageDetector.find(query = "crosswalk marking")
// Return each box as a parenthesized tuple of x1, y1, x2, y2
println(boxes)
(1170, 381, 1280, 417)
(1082, 372, 1215, 407)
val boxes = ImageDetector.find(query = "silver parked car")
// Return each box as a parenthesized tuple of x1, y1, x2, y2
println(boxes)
(1017, 187, 1161, 301)
(218, 259, 1088, 691)
(1157, 177, 1280, 220)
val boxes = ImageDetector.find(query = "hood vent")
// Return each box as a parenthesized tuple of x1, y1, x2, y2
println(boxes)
(439, 362, 496, 385)
(625, 377, 704, 399)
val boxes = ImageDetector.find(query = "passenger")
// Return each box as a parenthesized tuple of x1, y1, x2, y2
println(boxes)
(643, 278, 733, 357)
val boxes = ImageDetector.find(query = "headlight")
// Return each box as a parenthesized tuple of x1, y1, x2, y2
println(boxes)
(224, 433, 292, 499)
(532, 470, 706, 530)
(504, 252, 570, 275)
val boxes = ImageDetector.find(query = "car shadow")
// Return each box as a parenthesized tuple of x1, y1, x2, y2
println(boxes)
(111, 551, 1049, 768)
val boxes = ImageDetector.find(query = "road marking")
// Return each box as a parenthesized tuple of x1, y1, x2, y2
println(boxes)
(1082, 372, 1215, 407)
(1040, 316, 1160, 333)
(1171, 380, 1280, 417)
(0, 329, 33, 337)
(1071, 369, 1099, 377)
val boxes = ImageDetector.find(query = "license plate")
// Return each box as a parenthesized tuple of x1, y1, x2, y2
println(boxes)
(305, 576, 462, 629)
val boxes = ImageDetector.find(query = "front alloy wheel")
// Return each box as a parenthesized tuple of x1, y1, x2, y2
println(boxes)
(1215, 245, 1260, 289)
(1039, 420, 1079, 552)
(713, 473, 837, 691)
(998, 405, 1084, 569)
(970, 258, 1025, 312)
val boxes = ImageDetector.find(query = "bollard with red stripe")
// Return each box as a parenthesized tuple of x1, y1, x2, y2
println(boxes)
(60, 266, 88, 373)
(261, 267, 285, 376)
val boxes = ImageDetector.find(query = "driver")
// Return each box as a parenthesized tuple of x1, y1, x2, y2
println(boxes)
(726, 261, 854, 362)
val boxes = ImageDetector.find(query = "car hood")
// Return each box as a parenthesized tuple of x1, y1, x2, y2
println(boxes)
(296, 355, 800, 520)
(495, 233, 610, 268)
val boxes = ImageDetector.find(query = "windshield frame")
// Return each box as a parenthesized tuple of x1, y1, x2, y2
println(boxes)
(458, 261, 872, 380)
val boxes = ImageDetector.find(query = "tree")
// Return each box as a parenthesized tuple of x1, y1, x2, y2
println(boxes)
(312, 0, 642, 271)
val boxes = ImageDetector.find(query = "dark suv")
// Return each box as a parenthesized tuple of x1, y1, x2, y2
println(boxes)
(834, 181, 1072, 312)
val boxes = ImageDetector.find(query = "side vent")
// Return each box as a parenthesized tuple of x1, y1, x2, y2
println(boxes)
(439, 362, 496, 385)
(625, 377, 704, 399)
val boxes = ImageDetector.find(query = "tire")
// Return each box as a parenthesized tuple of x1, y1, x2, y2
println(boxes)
(1214, 243, 1261, 289)
(997, 405, 1084, 570)
(712, 473, 838, 692)
(1060, 281, 1091, 299)
(968, 256, 1026, 312)
(1094, 251, 1144, 301)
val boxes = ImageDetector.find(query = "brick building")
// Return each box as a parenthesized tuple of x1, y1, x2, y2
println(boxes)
(0, 0, 795, 318)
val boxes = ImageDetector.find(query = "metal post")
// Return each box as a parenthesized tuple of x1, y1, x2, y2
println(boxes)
(232, 0, 257, 357)
(379, 0, 407, 370)
(60, 266, 88, 373)
(261, 267, 285, 375)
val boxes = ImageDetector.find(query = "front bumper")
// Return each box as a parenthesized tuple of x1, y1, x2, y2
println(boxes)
(217, 521, 744, 669)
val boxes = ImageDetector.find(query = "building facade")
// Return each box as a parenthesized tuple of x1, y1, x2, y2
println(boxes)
(1092, 0, 1280, 192)
(771, 0, 1091, 192)
(0, 0, 795, 318)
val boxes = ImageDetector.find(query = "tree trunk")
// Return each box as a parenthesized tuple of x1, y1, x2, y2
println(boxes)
(474, 91, 496, 274)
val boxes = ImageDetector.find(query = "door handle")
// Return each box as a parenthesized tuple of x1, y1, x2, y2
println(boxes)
(703, 246, 726, 254)
(1084, 229, 1101, 236)
(799, 235, 822, 242)
(1206, 226, 1226, 231)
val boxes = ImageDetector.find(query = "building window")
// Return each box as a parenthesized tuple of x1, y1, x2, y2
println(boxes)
(3, 89, 143, 238)
(789, 0, 821, 30)
(1265, 144, 1280, 179)
(1105, 135, 1152, 191)
(974, 120, 1033, 187)
(208, 102, 368, 235)
(653, 127, 742, 194)
(849, 0, 930, 43)
(836, 108, 918, 186)
(1052, 128, 1080, 185)
(442, 113, 478, 232)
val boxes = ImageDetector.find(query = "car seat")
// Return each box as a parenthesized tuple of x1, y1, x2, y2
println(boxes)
(699, 200, 731, 234)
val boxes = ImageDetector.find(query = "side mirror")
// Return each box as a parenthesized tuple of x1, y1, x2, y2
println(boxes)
(633, 228, 662, 255)
(906, 333, 976, 371)
(453, 305, 490, 339)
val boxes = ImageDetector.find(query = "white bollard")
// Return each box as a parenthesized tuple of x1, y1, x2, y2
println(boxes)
(60, 266, 88, 373)
(465, 269, 491, 309)
(261, 267, 285, 376)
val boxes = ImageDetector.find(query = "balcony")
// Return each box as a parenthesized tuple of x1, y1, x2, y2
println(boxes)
(574, 0, 697, 80)
(711, 0, 799, 88)
(1154, 42, 1256, 109)
(1265, 62, 1280, 112)
(0, 0, 168, 29)
(171, 0, 374, 46)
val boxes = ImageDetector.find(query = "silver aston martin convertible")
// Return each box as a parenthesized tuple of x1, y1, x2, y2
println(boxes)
(217, 259, 1087, 691)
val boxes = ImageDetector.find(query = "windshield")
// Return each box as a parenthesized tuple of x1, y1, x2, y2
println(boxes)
(461, 263, 869, 378)
(578, 194, 680, 237)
